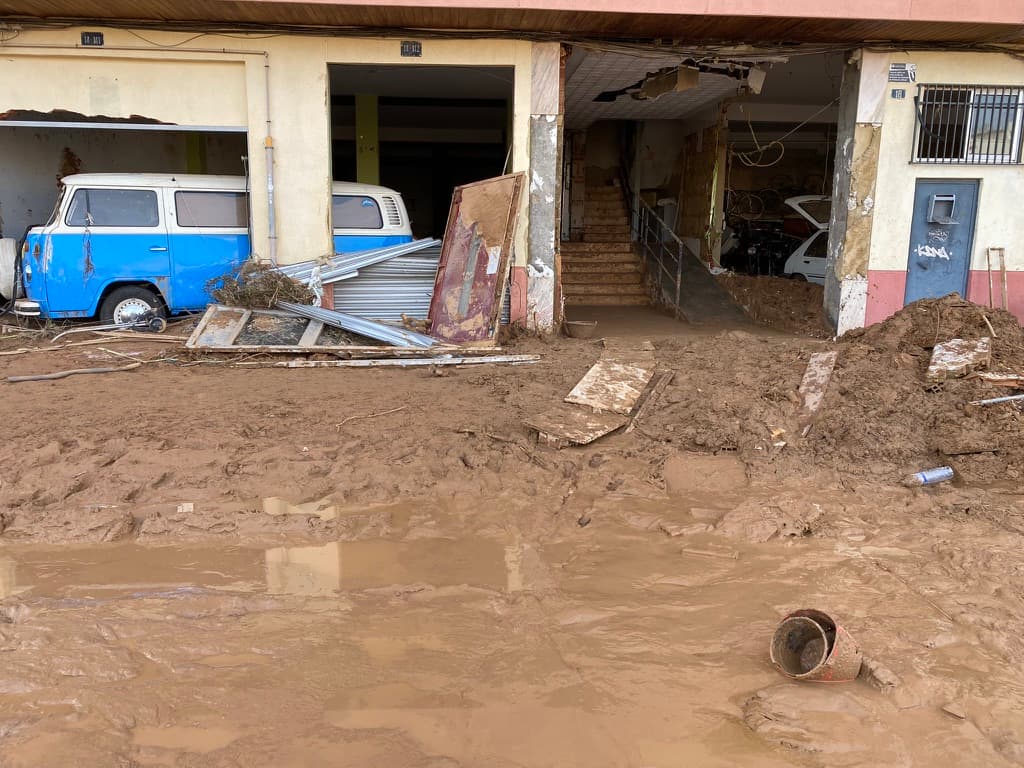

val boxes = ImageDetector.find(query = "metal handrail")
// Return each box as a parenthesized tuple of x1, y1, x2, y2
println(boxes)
(631, 198, 697, 319)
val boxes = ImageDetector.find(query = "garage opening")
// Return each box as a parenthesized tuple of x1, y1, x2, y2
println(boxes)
(0, 116, 247, 245)
(328, 64, 514, 239)
(561, 49, 842, 332)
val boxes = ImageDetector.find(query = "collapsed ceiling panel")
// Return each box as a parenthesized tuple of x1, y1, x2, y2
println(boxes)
(564, 50, 742, 128)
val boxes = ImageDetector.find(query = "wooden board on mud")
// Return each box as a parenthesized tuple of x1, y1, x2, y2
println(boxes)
(926, 337, 991, 382)
(798, 351, 839, 417)
(525, 407, 629, 448)
(564, 357, 655, 415)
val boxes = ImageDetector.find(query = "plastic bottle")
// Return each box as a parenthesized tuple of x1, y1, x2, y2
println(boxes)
(903, 466, 955, 487)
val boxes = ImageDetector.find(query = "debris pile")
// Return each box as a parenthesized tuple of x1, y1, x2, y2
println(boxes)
(209, 262, 316, 309)
(803, 295, 1024, 482)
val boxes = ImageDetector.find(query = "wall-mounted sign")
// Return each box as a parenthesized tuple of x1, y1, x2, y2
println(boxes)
(400, 41, 422, 57)
(888, 63, 916, 83)
(891, 88, 906, 99)
(80, 31, 105, 47)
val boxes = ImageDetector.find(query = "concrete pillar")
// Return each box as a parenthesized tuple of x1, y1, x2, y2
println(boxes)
(355, 94, 380, 185)
(525, 42, 564, 332)
(825, 49, 885, 333)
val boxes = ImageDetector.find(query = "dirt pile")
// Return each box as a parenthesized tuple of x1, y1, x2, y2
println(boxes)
(715, 273, 831, 337)
(799, 295, 1024, 482)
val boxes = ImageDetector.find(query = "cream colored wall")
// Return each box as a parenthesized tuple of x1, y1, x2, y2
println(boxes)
(869, 51, 1024, 272)
(0, 30, 536, 267)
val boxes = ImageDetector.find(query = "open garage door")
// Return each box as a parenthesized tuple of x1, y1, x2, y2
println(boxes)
(0, 54, 249, 244)
(328, 64, 513, 239)
(560, 47, 842, 329)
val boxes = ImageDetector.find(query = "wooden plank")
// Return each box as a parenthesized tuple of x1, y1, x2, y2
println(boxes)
(234, 354, 539, 369)
(525, 407, 628, 448)
(428, 173, 524, 344)
(926, 338, 991, 382)
(798, 351, 839, 416)
(625, 370, 674, 434)
(565, 357, 655, 415)
(297, 320, 324, 347)
(185, 305, 250, 349)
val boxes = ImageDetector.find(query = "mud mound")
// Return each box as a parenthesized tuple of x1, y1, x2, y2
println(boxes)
(801, 294, 1024, 483)
(715, 273, 831, 338)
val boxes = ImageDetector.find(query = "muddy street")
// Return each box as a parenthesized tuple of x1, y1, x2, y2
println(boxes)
(3, 301, 1024, 766)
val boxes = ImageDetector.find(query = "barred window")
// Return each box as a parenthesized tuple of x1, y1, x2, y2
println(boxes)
(914, 85, 1024, 164)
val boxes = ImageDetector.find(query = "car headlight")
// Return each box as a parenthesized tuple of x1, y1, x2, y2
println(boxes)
(23, 261, 32, 282)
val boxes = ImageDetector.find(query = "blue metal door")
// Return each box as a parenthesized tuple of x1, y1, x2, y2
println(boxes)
(904, 180, 978, 305)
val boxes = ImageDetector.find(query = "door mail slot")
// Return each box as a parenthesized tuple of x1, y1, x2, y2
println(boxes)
(927, 194, 957, 224)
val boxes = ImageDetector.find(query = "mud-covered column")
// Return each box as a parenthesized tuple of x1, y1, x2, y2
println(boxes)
(826, 50, 885, 333)
(525, 43, 564, 333)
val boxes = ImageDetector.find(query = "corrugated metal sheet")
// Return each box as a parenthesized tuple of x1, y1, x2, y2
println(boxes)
(278, 238, 441, 283)
(333, 244, 511, 325)
(278, 301, 436, 348)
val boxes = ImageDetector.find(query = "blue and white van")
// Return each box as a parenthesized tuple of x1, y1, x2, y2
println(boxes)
(12, 174, 412, 322)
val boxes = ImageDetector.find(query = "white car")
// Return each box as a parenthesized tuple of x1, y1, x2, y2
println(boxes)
(782, 195, 831, 285)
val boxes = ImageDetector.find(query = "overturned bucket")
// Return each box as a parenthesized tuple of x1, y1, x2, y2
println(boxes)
(770, 609, 862, 682)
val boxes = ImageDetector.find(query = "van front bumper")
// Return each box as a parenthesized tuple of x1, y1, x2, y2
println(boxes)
(14, 299, 41, 317)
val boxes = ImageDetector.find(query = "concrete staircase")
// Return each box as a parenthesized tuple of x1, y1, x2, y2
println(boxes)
(561, 184, 648, 306)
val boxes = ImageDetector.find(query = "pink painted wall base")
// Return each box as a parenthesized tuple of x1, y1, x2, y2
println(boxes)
(866, 269, 1024, 327)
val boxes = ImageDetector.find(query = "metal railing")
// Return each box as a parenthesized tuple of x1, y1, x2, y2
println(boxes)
(632, 198, 695, 319)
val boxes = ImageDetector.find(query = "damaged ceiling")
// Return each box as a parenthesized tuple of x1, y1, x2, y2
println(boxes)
(564, 50, 742, 129)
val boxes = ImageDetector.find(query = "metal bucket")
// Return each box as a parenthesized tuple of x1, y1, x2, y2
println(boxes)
(564, 320, 598, 339)
(770, 609, 862, 682)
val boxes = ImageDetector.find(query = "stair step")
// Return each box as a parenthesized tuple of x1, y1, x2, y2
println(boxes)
(563, 283, 649, 296)
(562, 254, 639, 265)
(582, 235, 635, 243)
(563, 270, 643, 283)
(585, 226, 631, 236)
(563, 262, 641, 273)
(561, 242, 636, 255)
(564, 294, 650, 306)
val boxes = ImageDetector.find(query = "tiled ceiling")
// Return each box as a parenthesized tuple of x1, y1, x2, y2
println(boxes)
(565, 51, 741, 128)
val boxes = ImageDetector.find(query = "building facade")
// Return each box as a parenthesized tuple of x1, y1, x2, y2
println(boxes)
(0, 2, 1022, 330)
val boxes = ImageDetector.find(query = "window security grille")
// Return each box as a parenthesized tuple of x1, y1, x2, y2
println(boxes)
(913, 85, 1024, 164)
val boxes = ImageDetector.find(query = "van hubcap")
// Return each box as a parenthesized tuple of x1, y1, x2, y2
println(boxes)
(112, 298, 153, 325)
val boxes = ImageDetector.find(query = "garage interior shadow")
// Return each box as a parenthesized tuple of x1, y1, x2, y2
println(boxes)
(328, 64, 514, 239)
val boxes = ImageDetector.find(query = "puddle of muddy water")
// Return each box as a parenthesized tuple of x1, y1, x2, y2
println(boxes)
(4, 537, 509, 599)
(2, 496, 1024, 767)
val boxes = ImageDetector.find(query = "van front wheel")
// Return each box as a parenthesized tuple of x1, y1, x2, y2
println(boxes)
(100, 286, 167, 326)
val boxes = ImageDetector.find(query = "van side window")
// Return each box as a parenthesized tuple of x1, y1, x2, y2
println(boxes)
(332, 195, 383, 229)
(175, 191, 249, 228)
(66, 189, 160, 228)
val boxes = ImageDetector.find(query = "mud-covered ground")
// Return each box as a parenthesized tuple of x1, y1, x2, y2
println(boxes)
(716, 273, 832, 338)
(2, 297, 1024, 766)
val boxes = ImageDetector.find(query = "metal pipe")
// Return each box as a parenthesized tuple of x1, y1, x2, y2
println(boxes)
(263, 52, 277, 266)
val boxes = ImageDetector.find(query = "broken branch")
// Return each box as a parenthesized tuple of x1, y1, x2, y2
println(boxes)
(7, 362, 143, 383)
(335, 406, 406, 430)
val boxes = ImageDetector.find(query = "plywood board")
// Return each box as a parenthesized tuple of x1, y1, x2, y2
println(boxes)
(926, 337, 991, 382)
(525, 407, 628, 448)
(565, 358, 655, 415)
(428, 173, 523, 344)
(798, 351, 839, 417)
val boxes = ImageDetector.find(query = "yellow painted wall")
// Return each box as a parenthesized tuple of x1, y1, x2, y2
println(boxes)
(869, 51, 1024, 272)
(0, 30, 537, 267)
